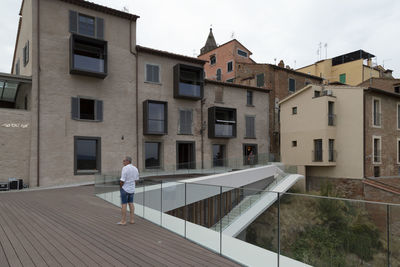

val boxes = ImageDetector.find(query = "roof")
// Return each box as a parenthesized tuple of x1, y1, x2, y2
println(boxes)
(332, 50, 375, 66)
(205, 79, 270, 93)
(136, 45, 207, 65)
(278, 84, 314, 105)
(200, 28, 218, 55)
(0, 72, 32, 83)
(199, 39, 253, 57)
(59, 0, 139, 21)
(365, 87, 400, 99)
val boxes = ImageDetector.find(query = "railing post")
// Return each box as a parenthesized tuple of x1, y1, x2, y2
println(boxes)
(220, 186, 222, 255)
(387, 204, 390, 267)
(143, 181, 145, 218)
(184, 182, 187, 239)
(160, 180, 163, 227)
(277, 192, 280, 267)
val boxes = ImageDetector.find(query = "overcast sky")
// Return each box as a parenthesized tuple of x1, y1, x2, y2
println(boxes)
(1, 0, 399, 77)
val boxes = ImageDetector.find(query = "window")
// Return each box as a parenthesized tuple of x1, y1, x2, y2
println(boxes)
(292, 107, 297, 115)
(314, 91, 320, 97)
(313, 139, 323, 162)
(15, 59, 20, 75)
(395, 86, 400, 94)
(398, 139, 400, 164)
(339, 73, 346, 84)
(143, 100, 167, 135)
(146, 64, 160, 83)
(69, 11, 104, 39)
(237, 49, 248, 57)
(210, 55, 216, 65)
(247, 91, 253, 106)
(216, 69, 222, 81)
(213, 144, 225, 167)
(227, 61, 233, 72)
(245, 116, 256, 138)
(329, 139, 335, 162)
(292, 140, 297, 147)
(374, 166, 380, 177)
(328, 101, 335, 126)
(208, 107, 236, 138)
(288, 78, 296, 92)
(398, 104, 400, 130)
(74, 136, 101, 175)
(256, 73, 264, 87)
(179, 109, 192, 135)
(373, 136, 381, 163)
(23, 41, 29, 66)
(226, 78, 234, 83)
(177, 141, 195, 169)
(243, 144, 257, 165)
(70, 34, 107, 78)
(145, 142, 161, 169)
(71, 97, 103, 121)
(173, 64, 204, 100)
(305, 80, 311, 86)
(372, 98, 381, 127)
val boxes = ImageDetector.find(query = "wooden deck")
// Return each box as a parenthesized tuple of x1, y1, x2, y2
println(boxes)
(0, 185, 240, 267)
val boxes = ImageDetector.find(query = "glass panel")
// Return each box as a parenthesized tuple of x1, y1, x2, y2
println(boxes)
(148, 120, 164, 133)
(213, 145, 225, 167)
(0, 81, 4, 99)
(178, 83, 201, 97)
(1, 82, 18, 102)
(78, 14, 95, 36)
(76, 139, 97, 170)
(145, 142, 160, 168)
(186, 183, 221, 253)
(280, 193, 387, 266)
(161, 182, 186, 236)
(79, 98, 95, 120)
(148, 102, 164, 120)
(243, 144, 257, 165)
(215, 124, 233, 136)
(289, 78, 295, 92)
(74, 55, 104, 73)
(143, 180, 162, 226)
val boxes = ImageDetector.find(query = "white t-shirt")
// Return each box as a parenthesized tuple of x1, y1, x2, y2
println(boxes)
(120, 164, 139, 194)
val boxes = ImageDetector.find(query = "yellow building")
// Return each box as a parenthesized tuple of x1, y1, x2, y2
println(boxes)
(297, 50, 392, 85)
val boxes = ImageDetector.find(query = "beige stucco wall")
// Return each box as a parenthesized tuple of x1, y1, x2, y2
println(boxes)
(29, 0, 137, 186)
(138, 52, 269, 170)
(0, 109, 31, 183)
(280, 85, 364, 179)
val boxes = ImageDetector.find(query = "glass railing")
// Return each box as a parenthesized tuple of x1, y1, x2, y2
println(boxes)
(178, 82, 201, 97)
(95, 170, 399, 267)
(215, 124, 233, 136)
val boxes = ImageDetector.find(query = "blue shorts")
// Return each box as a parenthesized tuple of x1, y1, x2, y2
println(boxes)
(120, 188, 134, 204)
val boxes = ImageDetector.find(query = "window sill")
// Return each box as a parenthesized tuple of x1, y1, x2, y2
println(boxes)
(372, 125, 382, 128)
(246, 104, 255, 107)
(372, 162, 382, 165)
(75, 170, 99, 175)
(244, 137, 256, 139)
(177, 133, 193, 135)
(144, 132, 167, 136)
(144, 81, 162, 85)
(70, 68, 107, 79)
(72, 118, 102, 122)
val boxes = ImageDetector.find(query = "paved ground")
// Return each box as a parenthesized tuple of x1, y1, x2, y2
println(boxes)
(0, 185, 240, 266)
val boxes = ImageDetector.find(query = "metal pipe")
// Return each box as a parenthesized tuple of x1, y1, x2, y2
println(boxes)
(36, 0, 41, 187)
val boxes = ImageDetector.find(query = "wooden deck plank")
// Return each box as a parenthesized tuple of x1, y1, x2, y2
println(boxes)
(0, 186, 241, 267)
(0, 237, 11, 267)
(0, 202, 48, 267)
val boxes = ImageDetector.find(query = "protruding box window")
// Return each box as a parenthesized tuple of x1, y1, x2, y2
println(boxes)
(143, 100, 168, 135)
(70, 34, 107, 78)
(173, 64, 204, 100)
(208, 107, 236, 138)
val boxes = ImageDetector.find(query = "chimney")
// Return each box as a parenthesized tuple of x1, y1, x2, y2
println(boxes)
(278, 60, 284, 68)
(367, 58, 372, 67)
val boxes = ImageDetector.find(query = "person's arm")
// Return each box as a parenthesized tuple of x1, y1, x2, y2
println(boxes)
(120, 167, 127, 188)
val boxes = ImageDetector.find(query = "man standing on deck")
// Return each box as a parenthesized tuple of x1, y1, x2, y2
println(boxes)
(117, 156, 139, 225)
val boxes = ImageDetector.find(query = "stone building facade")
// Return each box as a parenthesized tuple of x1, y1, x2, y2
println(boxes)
(1, 0, 270, 187)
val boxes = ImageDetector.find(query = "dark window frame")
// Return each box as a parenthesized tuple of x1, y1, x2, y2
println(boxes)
(237, 49, 248, 57)
(247, 91, 253, 106)
(212, 144, 226, 167)
(176, 141, 196, 169)
(69, 10, 104, 40)
(292, 106, 297, 115)
(71, 96, 103, 122)
(313, 139, 323, 162)
(145, 64, 160, 83)
(173, 64, 204, 100)
(23, 41, 29, 66)
(292, 140, 297, 147)
(243, 143, 258, 165)
(143, 100, 168, 135)
(70, 34, 108, 78)
(216, 68, 222, 81)
(74, 136, 101, 175)
(227, 61, 233, 73)
(208, 106, 237, 139)
(210, 55, 216, 65)
(288, 78, 296, 92)
(145, 141, 161, 169)
(256, 73, 264, 87)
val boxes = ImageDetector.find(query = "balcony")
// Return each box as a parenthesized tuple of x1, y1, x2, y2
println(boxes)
(174, 64, 204, 100)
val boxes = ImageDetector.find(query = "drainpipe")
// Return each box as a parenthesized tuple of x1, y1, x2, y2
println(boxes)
(129, 19, 139, 168)
(201, 98, 205, 169)
(36, 0, 41, 187)
(363, 91, 366, 180)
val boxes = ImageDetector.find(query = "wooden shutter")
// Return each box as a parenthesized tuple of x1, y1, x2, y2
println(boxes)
(179, 110, 192, 134)
(71, 97, 79, 119)
(96, 100, 103, 121)
(22, 46, 26, 66)
(186, 110, 192, 134)
(96, 17, 104, 39)
(69, 10, 78, 33)
(153, 65, 159, 83)
(246, 116, 255, 138)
